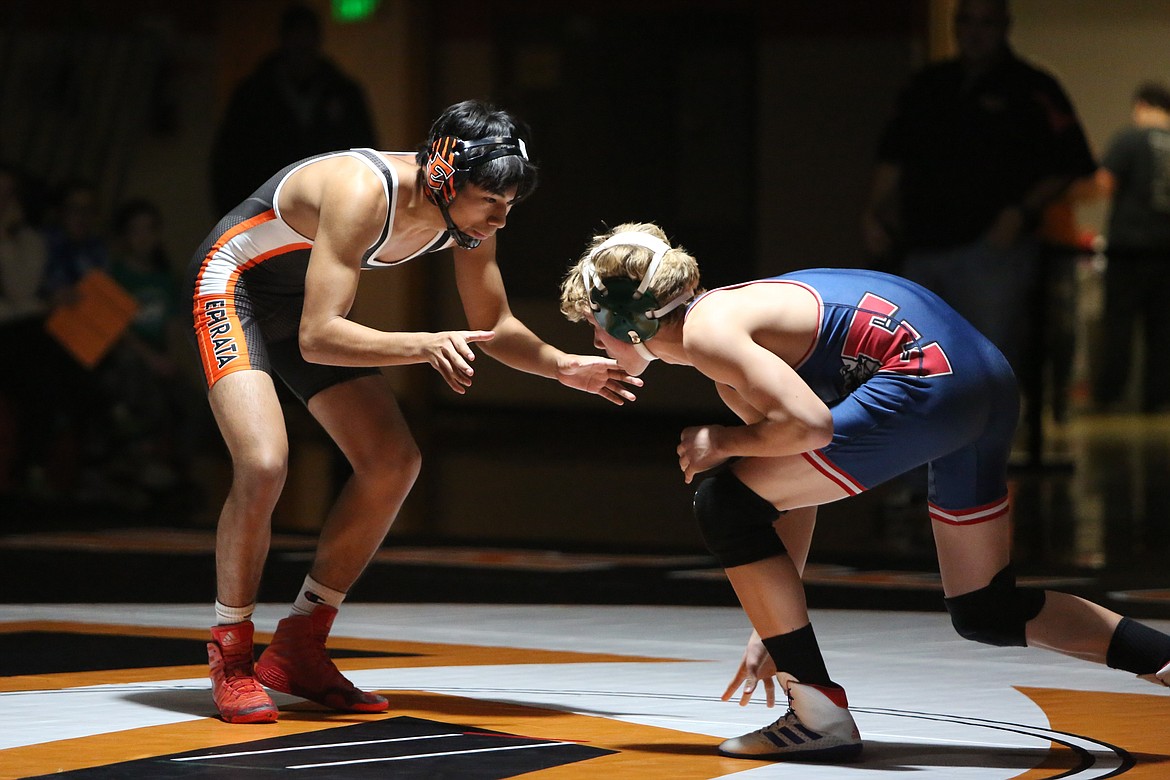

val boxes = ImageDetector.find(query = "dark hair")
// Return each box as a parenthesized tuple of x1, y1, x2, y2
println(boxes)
(415, 99, 539, 202)
(112, 198, 170, 272)
(51, 177, 97, 205)
(956, 0, 1010, 23)
(44, 177, 99, 229)
(1134, 81, 1170, 113)
(280, 2, 321, 38)
(113, 197, 162, 236)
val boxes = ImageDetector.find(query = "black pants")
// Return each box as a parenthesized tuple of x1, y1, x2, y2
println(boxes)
(1095, 250, 1170, 411)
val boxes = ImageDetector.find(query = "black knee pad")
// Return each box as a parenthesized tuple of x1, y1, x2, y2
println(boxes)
(692, 471, 785, 568)
(944, 565, 1046, 647)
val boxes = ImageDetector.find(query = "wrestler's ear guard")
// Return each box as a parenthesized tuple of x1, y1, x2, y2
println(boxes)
(423, 135, 529, 208)
(580, 232, 691, 345)
(590, 277, 664, 344)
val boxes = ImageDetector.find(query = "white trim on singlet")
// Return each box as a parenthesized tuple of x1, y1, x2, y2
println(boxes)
(270, 153, 335, 240)
(360, 151, 453, 267)
(270, 149, 452, 268)
(194, 217, 311, 297)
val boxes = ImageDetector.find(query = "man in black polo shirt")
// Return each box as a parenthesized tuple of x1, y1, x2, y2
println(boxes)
(1093, 82, 1170, 412)
(862, 0, 1095, 381)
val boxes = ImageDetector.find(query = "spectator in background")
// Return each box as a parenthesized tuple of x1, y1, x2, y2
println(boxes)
(0, 163, 49, 497)
(103, 199, 199, 501)
(0, 164, 47, 324)
(209, 2, 377, 215)
(1092, 81, 1170, 413)
(861, 0, 1096, 398)
(38, 178, 113, 503)
(41, 179, 109, 304)
(1033, 178, 1099, 427)
(109, 199, 174, 352)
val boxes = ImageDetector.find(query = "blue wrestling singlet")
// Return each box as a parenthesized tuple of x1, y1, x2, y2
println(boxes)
(727, 269, 1018, 525)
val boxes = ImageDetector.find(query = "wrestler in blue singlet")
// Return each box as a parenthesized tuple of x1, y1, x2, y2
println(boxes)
(757, 268, 1017, 524)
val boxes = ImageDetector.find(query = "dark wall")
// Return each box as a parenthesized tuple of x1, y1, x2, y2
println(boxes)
(412, 1, 926, 547)
(424, 0, 925, 417)
(0, 0, 925, 546)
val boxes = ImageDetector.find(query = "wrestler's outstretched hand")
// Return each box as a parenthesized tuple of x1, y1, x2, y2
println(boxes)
(556, 354, 643, 405)
(425, 330, 495, 393)
(721, 630, 777, 707)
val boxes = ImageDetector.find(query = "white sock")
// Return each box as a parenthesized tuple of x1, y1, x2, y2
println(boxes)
(290, 575, 346, 617)
(215, 601, 254, 625)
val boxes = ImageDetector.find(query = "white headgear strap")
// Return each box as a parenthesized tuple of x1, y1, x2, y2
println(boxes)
(581, 231, 692, 320)
(631, 341, 658, 361)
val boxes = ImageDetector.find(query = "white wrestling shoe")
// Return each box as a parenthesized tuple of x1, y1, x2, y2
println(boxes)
(1138, 660, 1170, 687)
(718, 673, 863, 762)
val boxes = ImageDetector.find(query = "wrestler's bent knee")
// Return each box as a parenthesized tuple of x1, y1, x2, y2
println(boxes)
(944, 565, 1046, 647)
(693, 471, 786, 569)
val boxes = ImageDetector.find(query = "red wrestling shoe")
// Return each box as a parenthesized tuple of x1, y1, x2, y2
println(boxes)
(207, 621, 278, 724)
(255, 605, 389, 712)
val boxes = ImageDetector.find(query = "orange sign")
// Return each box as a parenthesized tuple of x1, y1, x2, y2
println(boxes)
(44, 269, 139, 369)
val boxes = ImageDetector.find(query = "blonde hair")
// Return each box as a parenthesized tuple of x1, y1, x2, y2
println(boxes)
(559, 222, 701, 325)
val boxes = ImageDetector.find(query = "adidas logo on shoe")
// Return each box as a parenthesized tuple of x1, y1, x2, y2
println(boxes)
(208, 621, 278, 724)
(718, 673, 862, 762)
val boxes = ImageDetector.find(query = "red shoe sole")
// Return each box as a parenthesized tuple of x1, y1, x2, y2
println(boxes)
(256, 659, 389, 713)
(220, 707, 279, 724)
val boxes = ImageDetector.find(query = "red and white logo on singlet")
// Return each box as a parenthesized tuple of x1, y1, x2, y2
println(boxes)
(840, 292, 952, 390)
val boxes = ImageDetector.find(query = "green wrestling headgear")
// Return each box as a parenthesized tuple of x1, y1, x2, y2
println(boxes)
(581, 232, 693, 360)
